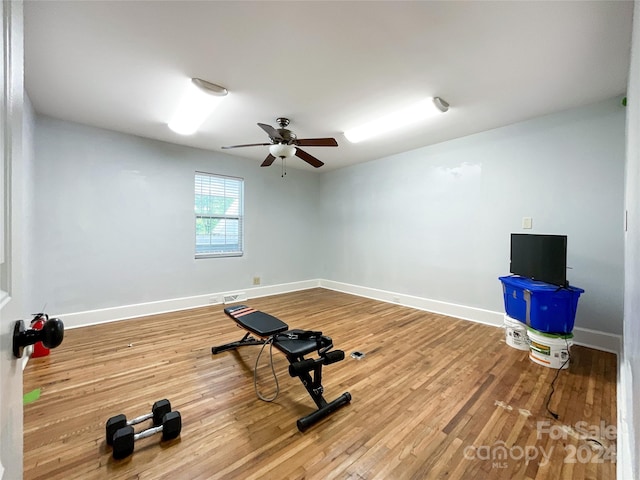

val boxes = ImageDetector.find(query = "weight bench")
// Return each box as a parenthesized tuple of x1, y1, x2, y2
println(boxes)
(211, 305, 351, 431)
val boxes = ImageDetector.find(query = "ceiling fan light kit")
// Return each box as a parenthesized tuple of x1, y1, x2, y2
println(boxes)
(168, 78, 228, 136)
(221, 117, 338, 169)
(344, 96, 449, 143)
(269, 143, 296, 159)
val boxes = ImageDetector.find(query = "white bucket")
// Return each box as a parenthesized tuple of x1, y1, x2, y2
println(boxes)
(504, 314, 529, 351)
(527, 328, 573, 369)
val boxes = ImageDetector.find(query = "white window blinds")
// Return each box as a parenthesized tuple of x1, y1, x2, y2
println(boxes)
(194, 172, 244, 257)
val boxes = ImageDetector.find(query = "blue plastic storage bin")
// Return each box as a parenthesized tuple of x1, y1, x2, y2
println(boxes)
(498, 275, 584, 334)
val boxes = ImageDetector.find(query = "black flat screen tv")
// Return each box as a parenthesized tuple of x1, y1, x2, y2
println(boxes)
(510, 234, 568, 287)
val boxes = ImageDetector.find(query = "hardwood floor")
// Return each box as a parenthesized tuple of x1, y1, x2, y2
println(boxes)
(23, 288, 617, 479)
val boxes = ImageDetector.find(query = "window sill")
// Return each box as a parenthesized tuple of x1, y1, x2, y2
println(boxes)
(195, 253, 243, 259)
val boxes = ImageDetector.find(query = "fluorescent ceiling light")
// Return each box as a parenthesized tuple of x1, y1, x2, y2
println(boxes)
(344, 97, 449, 143)
(168, 78, 228, 135)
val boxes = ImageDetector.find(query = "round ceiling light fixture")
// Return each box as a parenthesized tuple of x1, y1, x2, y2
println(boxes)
(432, 97, 449, 113)
(191, 78, 228, 97)
(269, 143, 297, 159)
(168, 78, 228, 135)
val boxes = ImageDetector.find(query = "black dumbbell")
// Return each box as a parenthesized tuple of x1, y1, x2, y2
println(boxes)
(112, 411, 182, 459)
(105, 399, 171, 445)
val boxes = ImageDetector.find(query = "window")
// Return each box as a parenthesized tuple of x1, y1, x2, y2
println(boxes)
(194, 172, 243, 258)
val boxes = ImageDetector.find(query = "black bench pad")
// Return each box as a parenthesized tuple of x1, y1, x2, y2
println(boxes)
(224, 306, 319, 357)
(224, 305, 288, 337)
(274, 330, 320, 357)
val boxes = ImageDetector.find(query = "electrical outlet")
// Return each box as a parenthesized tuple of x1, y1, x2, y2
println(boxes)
(253, 276, 261, 285)
(522, 217, 533, 229)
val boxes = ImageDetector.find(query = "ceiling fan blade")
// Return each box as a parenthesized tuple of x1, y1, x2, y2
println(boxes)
(295, 138, 338, 147)
(258, 123, 284, 142)
(295, 148, 324, 168)
(221, 143, 271, 149)
(261, 154, 276, 167)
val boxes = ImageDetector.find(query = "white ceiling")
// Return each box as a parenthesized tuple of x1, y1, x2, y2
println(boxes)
(24, 1, 633, 172)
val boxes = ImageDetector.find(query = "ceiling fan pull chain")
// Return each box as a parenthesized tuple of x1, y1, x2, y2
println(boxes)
(281, 157, 287, 178)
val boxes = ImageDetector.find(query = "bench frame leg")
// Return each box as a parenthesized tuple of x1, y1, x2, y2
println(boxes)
(211, 332, 265, 354)
(286, 353, 351, 432)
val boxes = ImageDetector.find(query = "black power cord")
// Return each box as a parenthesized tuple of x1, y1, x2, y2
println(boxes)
(254, 336, 280, 402)
(545, 336, 571, 419)
(541, 337, 612, 457)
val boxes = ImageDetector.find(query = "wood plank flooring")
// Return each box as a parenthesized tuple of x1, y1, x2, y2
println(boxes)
(23, 288, 617, 479)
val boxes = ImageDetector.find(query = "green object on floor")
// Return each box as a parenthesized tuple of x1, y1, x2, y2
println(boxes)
(23, 388, 41, 405)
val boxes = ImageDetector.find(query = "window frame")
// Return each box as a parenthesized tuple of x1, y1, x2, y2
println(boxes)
(194, 172, 244, 259)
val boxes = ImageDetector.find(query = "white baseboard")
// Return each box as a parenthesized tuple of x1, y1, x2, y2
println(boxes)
(59, 279, 320, 329)
(319, 279, 621, 355)
(57, 278, 620, 355)
(319, 279, 504, 327)
(571, 326, 621, 355)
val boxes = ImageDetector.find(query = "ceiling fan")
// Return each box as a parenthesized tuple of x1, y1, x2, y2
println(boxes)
(221, 118, 338, 168)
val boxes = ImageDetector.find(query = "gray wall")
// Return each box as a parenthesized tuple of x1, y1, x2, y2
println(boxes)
(32, 116, 321, 314)
(622, 0, 639, 476)
(320, 98, 625, 335)
(31, 98, 626, 337)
